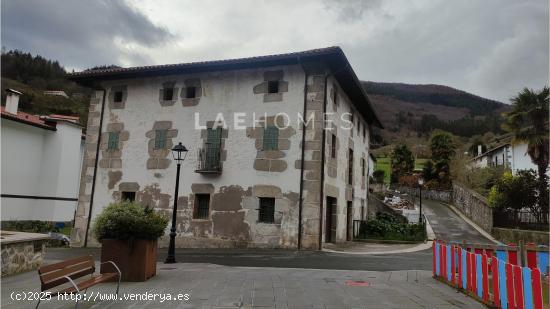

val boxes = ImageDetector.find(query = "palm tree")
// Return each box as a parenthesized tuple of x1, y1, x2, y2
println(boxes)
(503, 86, 549, 222)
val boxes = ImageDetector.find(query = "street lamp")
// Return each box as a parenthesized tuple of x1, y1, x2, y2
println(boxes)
(418, 177, 424, 224)
(165, 142, 188, 264)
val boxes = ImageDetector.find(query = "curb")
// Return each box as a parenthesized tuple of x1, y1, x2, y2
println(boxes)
(322, 241, 433, 255)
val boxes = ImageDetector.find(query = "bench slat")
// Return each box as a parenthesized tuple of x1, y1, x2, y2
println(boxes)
(38, 255, 93, 274)
(58, 273, 118, 294)
(41, 268, 96, 291)
(40, 260, 95, 284)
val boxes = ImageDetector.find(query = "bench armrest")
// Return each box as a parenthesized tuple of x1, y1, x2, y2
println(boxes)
(100, 261, 121, 278)
(62, 276, 81, 294)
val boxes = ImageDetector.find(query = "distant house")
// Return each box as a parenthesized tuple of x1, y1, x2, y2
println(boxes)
(1, 89, 85, 222)
(469, 134, 543, 174)
(43, 90, 69, 98)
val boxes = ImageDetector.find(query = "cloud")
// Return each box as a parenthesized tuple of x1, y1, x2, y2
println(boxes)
(1, 0, 173, 70)
(1, 0, 547, 102)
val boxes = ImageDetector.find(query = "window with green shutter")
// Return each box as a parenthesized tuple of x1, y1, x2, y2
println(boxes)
(155, 130, 167, 149)
(107, 132, 119, 150)
(263, 126, 279, 150)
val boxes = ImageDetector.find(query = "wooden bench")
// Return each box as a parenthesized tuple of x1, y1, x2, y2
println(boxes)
(36, 255, 121, 308)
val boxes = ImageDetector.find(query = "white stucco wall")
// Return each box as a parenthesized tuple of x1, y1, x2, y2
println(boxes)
(322, 76, 371, 242)
(88, 65, 306, 247)
(1, 120, 82, 221)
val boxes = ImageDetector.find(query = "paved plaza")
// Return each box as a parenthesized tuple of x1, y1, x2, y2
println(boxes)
(2, 259, 485, 309)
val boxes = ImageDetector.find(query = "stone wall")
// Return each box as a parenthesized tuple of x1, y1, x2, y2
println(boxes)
(452, 183, 493, 233)
(492, 227, 550, 245)
(393, 185, 452, 203)
(1, 239, 46, 276)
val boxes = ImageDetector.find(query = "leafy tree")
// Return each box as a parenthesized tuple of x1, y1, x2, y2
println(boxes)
(488, 170, 539, 221)
(390, 144, 414, 184)
(430, 131, 456, 185)
(372, 169, 385, 184)
(503, 86, 549, 222)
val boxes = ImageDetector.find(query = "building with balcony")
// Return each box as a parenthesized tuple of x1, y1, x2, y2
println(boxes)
(68, 47, 382, 249)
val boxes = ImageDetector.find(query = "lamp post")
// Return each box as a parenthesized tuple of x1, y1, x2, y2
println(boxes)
(418, 177, 424, 224)
(165, 142, 188, 264)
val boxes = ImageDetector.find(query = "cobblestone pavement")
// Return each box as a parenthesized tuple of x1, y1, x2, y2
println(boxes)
(1, 262, 484, 309)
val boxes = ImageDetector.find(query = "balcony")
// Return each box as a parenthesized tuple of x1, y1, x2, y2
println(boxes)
(195, 147, 222, 174)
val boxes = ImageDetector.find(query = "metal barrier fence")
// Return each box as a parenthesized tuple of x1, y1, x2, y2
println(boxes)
(433, 240, 549, 309)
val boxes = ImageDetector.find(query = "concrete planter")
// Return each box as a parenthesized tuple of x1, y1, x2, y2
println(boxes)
(100, 239, 157, 282)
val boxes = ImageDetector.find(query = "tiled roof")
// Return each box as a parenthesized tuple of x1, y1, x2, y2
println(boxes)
(68, 47, 342, 78)
(68, 46, 383, 128)
(1, 107, 56, 130)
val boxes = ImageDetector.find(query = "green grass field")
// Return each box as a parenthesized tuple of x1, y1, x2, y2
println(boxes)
(374, 157, 429, 184)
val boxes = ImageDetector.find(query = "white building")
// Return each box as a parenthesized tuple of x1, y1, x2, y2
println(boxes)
(1, 89, 85, 222)
(68, 47, 383, 249)
(469, 135, 542, 174)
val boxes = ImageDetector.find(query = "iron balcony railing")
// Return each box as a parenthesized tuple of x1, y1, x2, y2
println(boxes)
(195, 147, 222, 174)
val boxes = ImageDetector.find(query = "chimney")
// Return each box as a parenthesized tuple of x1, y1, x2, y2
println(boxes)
(477, 145, 482, 156)
(5, 89, 22, 115)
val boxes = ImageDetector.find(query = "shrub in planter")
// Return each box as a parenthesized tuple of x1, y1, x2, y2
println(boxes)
(93, 201, 168, 281)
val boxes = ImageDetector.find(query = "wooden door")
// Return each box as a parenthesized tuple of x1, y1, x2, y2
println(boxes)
(325, 197, 337, 243)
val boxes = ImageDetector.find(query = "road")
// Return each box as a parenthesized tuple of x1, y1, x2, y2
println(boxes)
(45, 247, 433, 271)
(421, 198, 493, 244)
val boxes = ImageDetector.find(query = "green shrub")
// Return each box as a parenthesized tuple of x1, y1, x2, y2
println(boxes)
(93, 201, 169, 241)
(1, 220, 57, 233)
(488, 170, 538, 212)
(372, 169, 385, 184)
(358, 212, 426, 242)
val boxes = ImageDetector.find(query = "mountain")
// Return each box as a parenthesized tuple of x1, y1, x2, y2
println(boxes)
(1, 50, 91, 124)
(361, 81, 510, 145)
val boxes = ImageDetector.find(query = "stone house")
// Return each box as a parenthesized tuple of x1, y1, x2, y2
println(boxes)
(68, 47, 382, 250)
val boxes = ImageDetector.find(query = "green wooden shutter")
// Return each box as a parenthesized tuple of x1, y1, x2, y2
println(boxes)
(205, 128, 222, 170)
(155, 130, 167, 149)
(263, 126, 279, 150)
(108, 132, 119, 150)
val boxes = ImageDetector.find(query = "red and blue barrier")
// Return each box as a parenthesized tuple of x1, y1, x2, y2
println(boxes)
(433, 240, 549, 309)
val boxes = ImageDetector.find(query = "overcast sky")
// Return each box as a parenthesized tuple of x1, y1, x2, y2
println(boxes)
(1, 0, 548, 102)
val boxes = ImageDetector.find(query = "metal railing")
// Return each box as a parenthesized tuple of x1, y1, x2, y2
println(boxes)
(493, 210, 549, 231)
(195, 147, 222, 173)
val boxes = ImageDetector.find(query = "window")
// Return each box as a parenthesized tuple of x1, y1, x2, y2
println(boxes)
(194, 194, 210, 219)
(263, 126, 279, 150)
(107, 132, 119, 150)
(351, 113, 355, 134)
(155, 130, 167, 150)
(113, 91, 123, 103)
(186, 86, 196, 99)
(331, 134, 337, 158)
(363, 126, 366, 141)
(267, 81, 279, 94)
(163, 87, 174, 101)
(361, 158, 365, 176)
(357, 121, 360, 134)
(333, 86, 338, 106)
(121, 191, 136, 202)
(348, 149, 354, 185)
(259, 197, 275, 223)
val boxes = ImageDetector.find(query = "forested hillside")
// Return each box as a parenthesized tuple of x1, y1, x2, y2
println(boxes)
(1, 50, 91, 123)
(362, 81, 510, 145)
